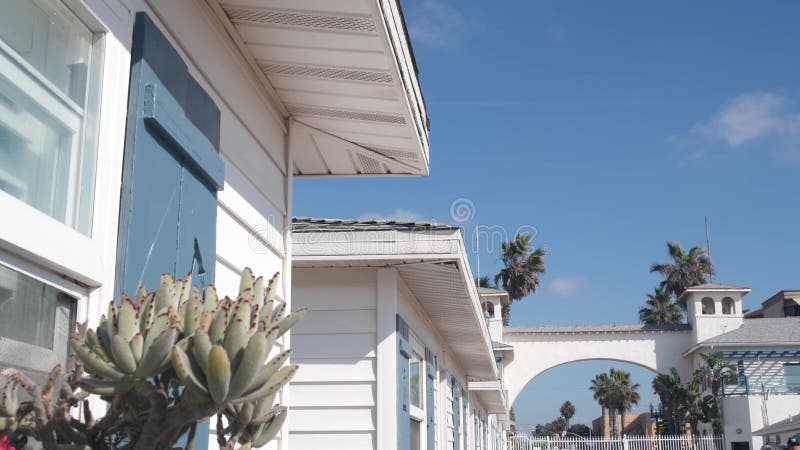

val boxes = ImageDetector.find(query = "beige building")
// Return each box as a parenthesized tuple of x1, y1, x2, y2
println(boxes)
(591, 413, 656, 437)
(745, 290, 800, 318)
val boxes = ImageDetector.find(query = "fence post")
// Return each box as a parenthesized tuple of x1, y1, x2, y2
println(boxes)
(622, 435, 629, 450)
(547, 436, 551, 450)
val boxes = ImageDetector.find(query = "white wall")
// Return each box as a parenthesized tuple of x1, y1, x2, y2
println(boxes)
(503, 330, 693, 406)
(722, 395, 799, 450)
(290, 266, 499, 450)
(290, 268, 378, 450)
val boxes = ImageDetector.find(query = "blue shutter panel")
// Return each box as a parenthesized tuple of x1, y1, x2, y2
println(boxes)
(462, 388, 469, 449)
(397, 315, 411, 450)
(425, 348, 436, 450)
(116, 12, 223, 298)
(452, 378, 461, 450)
(116, 13, 223, 450)
(483, 416, 488, 450)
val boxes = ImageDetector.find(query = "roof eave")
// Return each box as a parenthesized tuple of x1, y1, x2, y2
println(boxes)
(677, 285, 751, 303)
(292, 225, 498, 379)
(683, 341, 800, 357)
(468, 380, 509, 414)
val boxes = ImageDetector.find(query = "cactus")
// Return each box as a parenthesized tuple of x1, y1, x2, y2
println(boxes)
(0, 269, 304, 450)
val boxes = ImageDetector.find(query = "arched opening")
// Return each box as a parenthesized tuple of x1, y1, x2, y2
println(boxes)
(701, 297, 715, 315)
(722, 297, 736, 314)
(511, 359, 659, 438)
(482, 301, 495, 318)
(721, 297, 735, 315)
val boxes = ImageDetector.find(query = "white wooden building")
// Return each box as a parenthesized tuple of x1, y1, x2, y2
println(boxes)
(290, 218, 511, 450)
(0, 1, 430, 449)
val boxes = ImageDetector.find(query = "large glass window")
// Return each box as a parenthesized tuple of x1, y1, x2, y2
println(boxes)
(0, 263, 76, 350)
(785, 364, 800, 393)
(0, 0, 103, 234)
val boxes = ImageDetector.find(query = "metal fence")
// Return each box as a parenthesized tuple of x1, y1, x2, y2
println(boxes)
(508, 434, 725, 450)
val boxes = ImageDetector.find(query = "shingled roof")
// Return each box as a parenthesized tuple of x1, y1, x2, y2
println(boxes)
(292, 217, 458, 233)
(700, 317, 800, 345)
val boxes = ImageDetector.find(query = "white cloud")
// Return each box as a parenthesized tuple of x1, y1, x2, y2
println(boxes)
(692, 92, 800, 147)
(548, 276, 584, 298)
(673, 92, 800, 165)
(406, 0, 469, 48)
(358, 208, 423, 223)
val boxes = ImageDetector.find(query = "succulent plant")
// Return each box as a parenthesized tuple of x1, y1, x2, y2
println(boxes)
(0, 269, 305, 450)
(0, 377, 18, 432)
(170, 269, 305, 408)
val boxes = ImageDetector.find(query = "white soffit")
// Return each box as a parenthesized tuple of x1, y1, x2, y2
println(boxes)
(397, 263, 497, 379)
(468, 381, 509, 414)
(212, 0, 430, 176)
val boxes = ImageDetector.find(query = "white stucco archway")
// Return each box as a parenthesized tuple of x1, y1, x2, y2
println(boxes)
(503, 325, 694, 406)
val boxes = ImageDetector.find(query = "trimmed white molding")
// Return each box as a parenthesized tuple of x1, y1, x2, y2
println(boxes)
(377, 268, 399, 450)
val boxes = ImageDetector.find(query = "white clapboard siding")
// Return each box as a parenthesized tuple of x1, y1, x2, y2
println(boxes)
(290, 268, 378, 450)
(290, 408, 375, 431)
(290, 382, 375, 407)
(292, 358, 376, 383)
(290, 432, 376, 450)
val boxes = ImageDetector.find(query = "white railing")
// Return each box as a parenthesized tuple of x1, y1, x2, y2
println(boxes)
(508, 434, 724, 450)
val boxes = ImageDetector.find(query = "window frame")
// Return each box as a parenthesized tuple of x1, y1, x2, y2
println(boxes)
(409, 330, 425, 421)
(0, 0, 129, 292)
(0, 247, 88, 376)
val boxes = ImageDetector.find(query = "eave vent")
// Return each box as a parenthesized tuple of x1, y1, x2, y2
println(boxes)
(288, 105, 406, 125)
(259, 63, 393, 84)
(372, 147, 419, 161)
(357, 154, 383, 174)
(223, 6, 377, 33)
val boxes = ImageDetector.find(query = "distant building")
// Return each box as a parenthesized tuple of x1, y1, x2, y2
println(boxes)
(745, 291, 800, 318)
(752, 412, 800, 446)
(681, 285, 800, 450)
(591, 413, 656, 437)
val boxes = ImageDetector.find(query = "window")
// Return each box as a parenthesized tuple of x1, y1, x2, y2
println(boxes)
(784, 304, 800, 317)
(784, 364, 800, 393)
(410, 417, 421, 450)
(0, 260, 78, 376)
(0, 262, 76, 349)
(410, 356, 423, 409)
(0, 0, 103, 234)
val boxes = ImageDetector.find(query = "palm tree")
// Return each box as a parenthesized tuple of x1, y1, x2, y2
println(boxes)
(639, 287, 684, 325)
(475, 276, 495, 289)
(590, 373, 612, 436)
(652, 369, 684, 434)
(650, 242, 715, 300)
(680, 383, 714, 436)
(609, 369, 640, 437)
(494, 233, 546, 325)
(560, 401, 576, 429)
(693, 353, 735, 435)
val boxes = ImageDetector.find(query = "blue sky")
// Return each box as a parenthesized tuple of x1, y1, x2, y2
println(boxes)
(293, 0, 800, 430)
